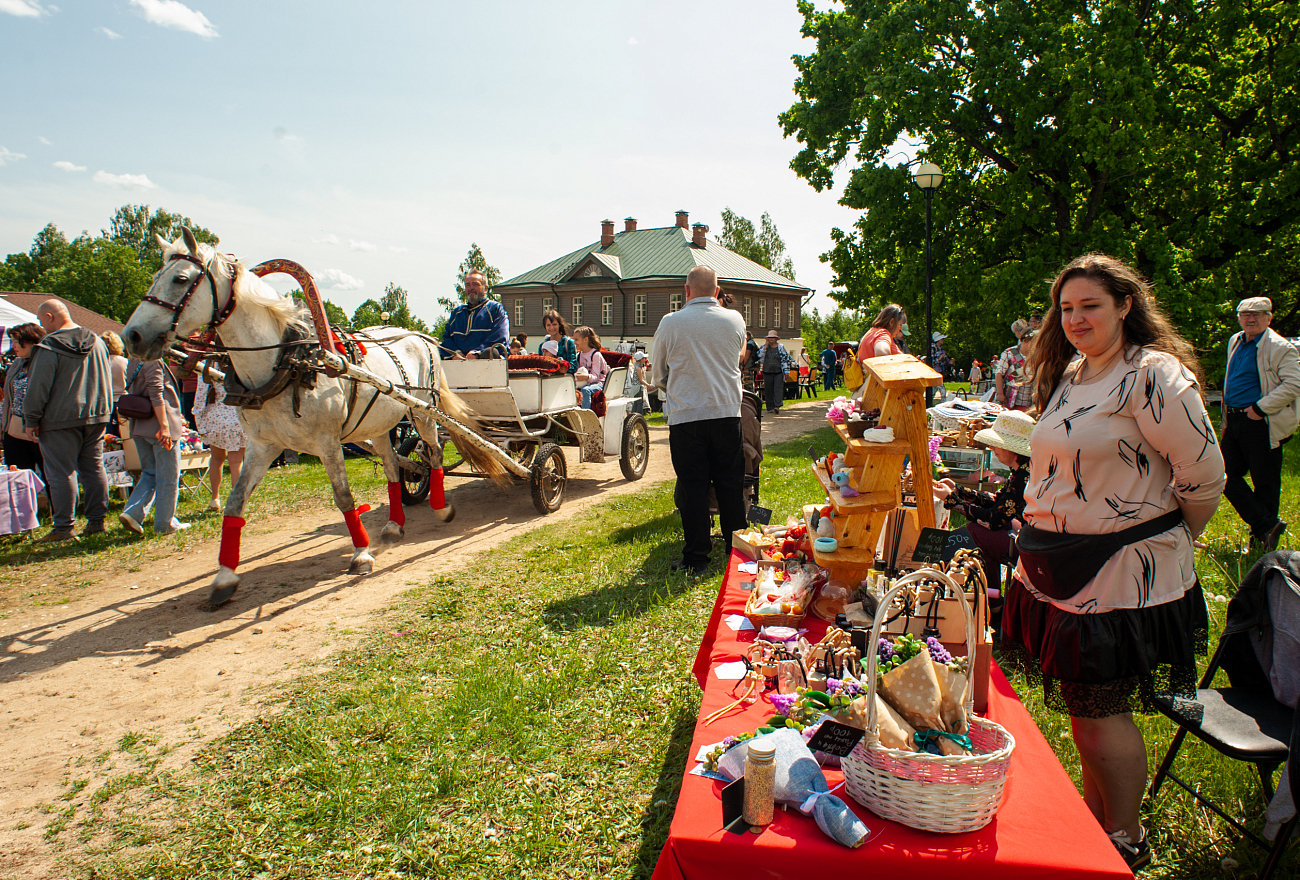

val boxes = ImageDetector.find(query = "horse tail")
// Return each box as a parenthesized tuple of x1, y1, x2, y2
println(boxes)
(434, 372, 513, 486)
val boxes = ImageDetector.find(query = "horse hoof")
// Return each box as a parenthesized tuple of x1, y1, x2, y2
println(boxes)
(204, 581, 240, 610)
(349, 553, 374, 575)
(433, 504, 455, 523)
(378, 521, 405, 545)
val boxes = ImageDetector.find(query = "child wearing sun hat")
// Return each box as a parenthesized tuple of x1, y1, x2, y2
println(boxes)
(934, 410, 1035, 625)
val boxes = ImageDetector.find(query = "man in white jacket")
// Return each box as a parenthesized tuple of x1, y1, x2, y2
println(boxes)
(1221, 297, 1300, 550)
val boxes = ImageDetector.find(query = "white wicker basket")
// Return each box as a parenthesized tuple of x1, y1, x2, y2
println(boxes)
(841, 569, 1015, 833)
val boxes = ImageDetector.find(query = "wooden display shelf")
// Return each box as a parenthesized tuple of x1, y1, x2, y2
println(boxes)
(808, 464, 897, 513)
(830, 421, 914, 457)
(805, 510, 879, 583)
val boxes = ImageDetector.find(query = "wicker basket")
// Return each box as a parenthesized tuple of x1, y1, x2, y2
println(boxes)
(743, 579, 810, 629)
(841, 569, 1015, 833)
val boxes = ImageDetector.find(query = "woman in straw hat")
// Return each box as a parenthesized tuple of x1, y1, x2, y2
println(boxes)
(934, 410, 1034, 615)
(1005, 253, 1225, 870)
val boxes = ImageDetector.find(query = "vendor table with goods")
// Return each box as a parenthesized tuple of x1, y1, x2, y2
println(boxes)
(0, 467, 46, 536)
(651, 550, 1132, 880)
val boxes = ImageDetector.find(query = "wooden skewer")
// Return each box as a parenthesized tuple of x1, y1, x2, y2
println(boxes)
(703, 670, 765, 725)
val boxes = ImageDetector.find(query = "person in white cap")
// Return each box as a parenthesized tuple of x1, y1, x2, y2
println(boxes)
(934, 410, 1034, 621)
(758, 329, 795, 413)
(1221, 296, 1300, 550)
(930, 330, 952, 380)
(994, 319, 1033, 410)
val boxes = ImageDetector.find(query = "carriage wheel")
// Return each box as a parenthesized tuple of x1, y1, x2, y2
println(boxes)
(619, 414, 649, 481)
(399, 439, 431, 505)
(529, 442, 567, 514)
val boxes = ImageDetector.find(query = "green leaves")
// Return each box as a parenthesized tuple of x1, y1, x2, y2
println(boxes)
(784, 0, 1300, 375)
(718, 209, 797, 280)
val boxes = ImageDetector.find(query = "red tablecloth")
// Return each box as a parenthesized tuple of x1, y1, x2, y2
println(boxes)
(655, 551, 1133, 880)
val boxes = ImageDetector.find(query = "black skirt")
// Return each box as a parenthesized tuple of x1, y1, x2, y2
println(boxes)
(1001, 577, 1208, 718)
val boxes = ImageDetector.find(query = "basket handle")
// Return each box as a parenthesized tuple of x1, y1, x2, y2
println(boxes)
(864, 568, 977, 736)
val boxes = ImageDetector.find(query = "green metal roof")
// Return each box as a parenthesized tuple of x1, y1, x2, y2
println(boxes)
(496, 225, 808, 292)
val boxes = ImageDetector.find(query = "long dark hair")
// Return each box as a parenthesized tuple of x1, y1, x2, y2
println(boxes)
(871, 303, 906, 332)
(542, 309, 569, 337)
(1029, 253, 1201, 409)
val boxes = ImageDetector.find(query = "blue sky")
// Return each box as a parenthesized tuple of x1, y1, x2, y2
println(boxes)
(0, 1, 872, 322)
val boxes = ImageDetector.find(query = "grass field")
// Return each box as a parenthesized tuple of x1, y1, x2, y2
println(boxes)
(36, 422, 1300, 878)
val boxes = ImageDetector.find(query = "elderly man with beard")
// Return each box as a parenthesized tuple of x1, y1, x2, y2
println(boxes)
(441, 271, 510, 359)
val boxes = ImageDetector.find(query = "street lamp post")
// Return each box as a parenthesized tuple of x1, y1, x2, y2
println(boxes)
(912, 161, 943, 406)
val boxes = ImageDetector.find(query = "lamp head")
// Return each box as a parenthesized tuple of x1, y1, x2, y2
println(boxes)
(912, 161, 944, 190)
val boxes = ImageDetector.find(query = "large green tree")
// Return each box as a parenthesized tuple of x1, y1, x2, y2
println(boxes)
(352, 283, 432, 332)
(718, 209, 797, 280)
(433, 243, 504, 337)
(780, 0, 1300, 374)
(106, 205, 218, 270)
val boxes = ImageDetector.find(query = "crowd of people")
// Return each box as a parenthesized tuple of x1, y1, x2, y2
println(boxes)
(0, 298, 247, 541)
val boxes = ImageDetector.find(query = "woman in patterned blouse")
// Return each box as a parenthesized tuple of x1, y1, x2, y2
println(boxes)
(1004, 254, 1225, 870)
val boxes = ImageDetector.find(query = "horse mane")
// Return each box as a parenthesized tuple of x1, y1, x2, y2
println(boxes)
(208, 247, 313, 339)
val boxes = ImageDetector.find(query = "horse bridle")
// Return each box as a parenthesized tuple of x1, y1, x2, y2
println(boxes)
(141, 252, 237, 337)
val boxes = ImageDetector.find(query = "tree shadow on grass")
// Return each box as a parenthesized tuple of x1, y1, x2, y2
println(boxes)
(632, 707, 698, 879)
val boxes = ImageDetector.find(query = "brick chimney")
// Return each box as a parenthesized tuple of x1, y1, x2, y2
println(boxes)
(692, 223, 709, 248)
(624, 217, 637, 233)
(601, 219, 615, 247)
(675, 210, 689, 229)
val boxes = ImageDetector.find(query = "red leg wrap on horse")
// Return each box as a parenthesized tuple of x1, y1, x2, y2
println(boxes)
(343, 507, 369, 547)
(218, 516, 246, 571)
(387, 481, 405, 526)
(429, 467, 446, 510)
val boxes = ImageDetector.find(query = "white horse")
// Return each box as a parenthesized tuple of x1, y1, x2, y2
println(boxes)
(122, 229, 505, 607)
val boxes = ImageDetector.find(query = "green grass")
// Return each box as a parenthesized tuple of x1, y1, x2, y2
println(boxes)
(50, 427, 1300, 878)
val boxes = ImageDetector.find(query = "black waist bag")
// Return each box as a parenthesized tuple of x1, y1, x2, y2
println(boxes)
(1015, 509, 1184, 600)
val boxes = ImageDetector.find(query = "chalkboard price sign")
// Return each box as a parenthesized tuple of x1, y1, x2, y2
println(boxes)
(912, 527, 952, 564)
(806, 720, 866, 758)
(747, 505, 773, 526)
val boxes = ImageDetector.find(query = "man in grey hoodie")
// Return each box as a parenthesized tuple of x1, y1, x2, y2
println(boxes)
(23, 300, 113, 541)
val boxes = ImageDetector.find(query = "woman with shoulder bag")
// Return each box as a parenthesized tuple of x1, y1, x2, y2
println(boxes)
(1004, 254, 1225, 870)
(3, 323, 48, 477)
(119, 359, 191, 535)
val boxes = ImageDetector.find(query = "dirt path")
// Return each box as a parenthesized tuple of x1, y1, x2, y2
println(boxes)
(0, 400, 828, 879)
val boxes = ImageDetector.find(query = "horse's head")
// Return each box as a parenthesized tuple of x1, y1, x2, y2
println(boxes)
(123, 227, 234, 359)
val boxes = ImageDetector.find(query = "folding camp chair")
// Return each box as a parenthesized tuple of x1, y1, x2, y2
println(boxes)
(1149, 551, 1300, 879)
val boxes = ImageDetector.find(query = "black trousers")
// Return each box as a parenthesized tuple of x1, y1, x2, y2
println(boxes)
(1222, 411, 1284, 536)
(669, 417, 746, 568)
(763, 373, 785, 411)
(3, 432, 44, 479)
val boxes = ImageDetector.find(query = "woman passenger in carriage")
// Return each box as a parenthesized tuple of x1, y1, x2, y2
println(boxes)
(540, 310, 578, 374)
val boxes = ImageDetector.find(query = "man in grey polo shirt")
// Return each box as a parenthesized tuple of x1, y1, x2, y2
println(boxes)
(653, 266, 747, 574)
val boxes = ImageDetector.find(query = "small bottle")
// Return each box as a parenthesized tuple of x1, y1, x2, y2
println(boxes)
(742, 740, 777, 827)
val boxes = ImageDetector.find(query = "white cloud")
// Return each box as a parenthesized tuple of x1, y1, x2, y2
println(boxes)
(97, 26, 122, 39)
(53, 160, 85, 172)
(627, 37, 638, 45)
(0, 146, 27, 166)
(317, 269, 364, 291)
(312, 233, 339, 245)
(129, 0, 217, 38)
(388, 246, 408, 253)
(0, 0, 45, 18)
(349, 239, 376, 252)
(93, 170, 157, 189)
(37, 136, 51, 146)
(272, 125, 302, 143)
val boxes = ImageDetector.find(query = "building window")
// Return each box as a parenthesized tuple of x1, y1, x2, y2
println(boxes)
(759, 299, 767, 328)
(514, 299, 524, 327)
(635, 295, 647, 325)
(773, 299, 780, 329)
(572, 297, 583, 326)
(602, 296, 613, 325)
(542, 296, 553, 316)
(788, 300, 795, 329)
(670, 292, 683, 313)
(744, 297, 751, 326)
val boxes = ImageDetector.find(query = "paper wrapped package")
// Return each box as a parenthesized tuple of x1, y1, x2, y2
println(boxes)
(717, 728, 871, 848)
(843, 694, 917, 751)
(878, 653, 969, 755)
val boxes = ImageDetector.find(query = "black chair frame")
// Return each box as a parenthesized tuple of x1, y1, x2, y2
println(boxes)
(1149, 627, 1299, 877)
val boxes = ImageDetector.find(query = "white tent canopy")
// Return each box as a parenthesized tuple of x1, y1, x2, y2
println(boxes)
(0, 297, 41, 352)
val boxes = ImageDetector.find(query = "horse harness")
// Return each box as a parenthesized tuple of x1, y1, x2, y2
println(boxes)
(144, 252, 237, 337)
